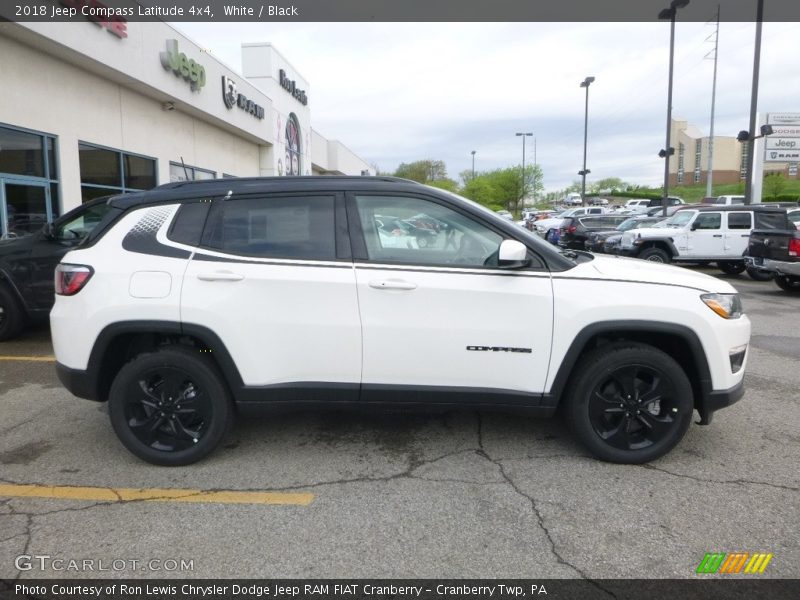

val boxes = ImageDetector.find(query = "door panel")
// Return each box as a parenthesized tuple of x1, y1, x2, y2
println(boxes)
(181, 194, 361, 388)
(351, 193, 553, 396)
(688, 212, 725, 256)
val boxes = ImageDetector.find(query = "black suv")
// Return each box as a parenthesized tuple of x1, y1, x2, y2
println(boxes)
(558, 214, 629, 250)
(0, 197, 116, 340)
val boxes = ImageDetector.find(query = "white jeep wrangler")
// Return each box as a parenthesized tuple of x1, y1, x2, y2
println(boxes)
(619, 204, 787, 280)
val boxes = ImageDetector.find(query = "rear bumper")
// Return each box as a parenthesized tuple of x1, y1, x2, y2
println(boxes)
(55, 362, 101, 402)
(745, 256, 800, 277)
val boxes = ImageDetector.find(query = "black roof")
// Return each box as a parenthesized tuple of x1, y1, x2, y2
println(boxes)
(690, 204, 789, 213)
(109, 176, 422, 209)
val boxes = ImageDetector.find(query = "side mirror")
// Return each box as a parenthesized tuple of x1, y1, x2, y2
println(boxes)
(498, 239, 530, 269)
(690, 222, 699, 231)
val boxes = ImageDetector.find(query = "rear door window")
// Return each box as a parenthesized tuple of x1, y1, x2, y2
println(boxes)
(203, 195, 336, 260)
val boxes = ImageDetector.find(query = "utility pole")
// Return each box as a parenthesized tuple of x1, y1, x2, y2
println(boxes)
(706, 4, 720, 198)
(744, 0, 764, 205)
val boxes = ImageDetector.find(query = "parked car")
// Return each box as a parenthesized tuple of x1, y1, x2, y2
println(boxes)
(712, 195, 746, 206)
(558, 214, 630, 250)
(585, 216, 665, 253)
(51, 176, 750, 466)
(646, 204, 687, 217)
(745, 217, 800, 293)
(496, 210, 514, 221)
(619, 205, 787, 280)
(564, 192, 582, 205)
(0, 196, 117, 341)
(535, 206, 606, 241)
(375, 215, 437, 248)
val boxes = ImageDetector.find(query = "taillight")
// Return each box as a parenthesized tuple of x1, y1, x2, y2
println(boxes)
(568, 225, 577, 234)
(55, 264, 94, 296)
(789, 238, 800, 257)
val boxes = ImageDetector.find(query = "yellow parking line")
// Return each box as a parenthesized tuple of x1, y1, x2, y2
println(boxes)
(0, 483, 314, 505)
(0, 355, 56, 362)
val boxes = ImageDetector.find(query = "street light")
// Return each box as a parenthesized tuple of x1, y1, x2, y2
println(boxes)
(743, 0, 765, 205)
(658, 0, 690, 216)
(471, 150, 476, 179)
(515, 132, 533, 215)
(579, 76, 595, 206)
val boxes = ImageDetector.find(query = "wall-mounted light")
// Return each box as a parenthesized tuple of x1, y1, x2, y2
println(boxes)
(162, 101, 175, 111)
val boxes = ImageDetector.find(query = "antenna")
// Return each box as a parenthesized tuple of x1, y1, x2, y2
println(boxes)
(180, 156, 190, 182)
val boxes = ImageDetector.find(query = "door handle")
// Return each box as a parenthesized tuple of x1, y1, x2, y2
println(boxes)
(712, 234, 722, 238)
(369, 279, 417, 290)
(741, 234, 750, 237)
(197, 271, 245, 282)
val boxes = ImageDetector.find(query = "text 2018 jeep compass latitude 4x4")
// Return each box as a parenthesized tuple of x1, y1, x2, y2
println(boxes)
(51, 177, 750, 466)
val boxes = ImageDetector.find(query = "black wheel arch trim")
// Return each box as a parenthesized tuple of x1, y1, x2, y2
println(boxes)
(61, 320, 245, 402)
(0, 267, 32, 315)
(543, 320, 716, 417)
(636, 237, 678, 257)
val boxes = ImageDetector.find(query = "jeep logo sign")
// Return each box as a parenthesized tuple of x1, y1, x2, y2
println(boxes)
(160, 39, 206, 91)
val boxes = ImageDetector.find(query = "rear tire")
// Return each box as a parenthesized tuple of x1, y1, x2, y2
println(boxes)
(746, 266, 774, 282)
(564, 343, 693, 464)
(775, 275, 800, 292)
(0, 285, 25, 342)
(718, 261, 746, 275)
(108, 346, 233, 466)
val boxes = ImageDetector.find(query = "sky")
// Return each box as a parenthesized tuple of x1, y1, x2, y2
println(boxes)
(173, 17, 800, 192)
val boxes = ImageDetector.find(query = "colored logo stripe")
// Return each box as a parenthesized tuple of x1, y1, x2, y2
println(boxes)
(697, 552, 773, 574)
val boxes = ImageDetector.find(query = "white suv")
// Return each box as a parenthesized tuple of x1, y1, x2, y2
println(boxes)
(619, 204, 788, 280)
(51, 177, 750, 465)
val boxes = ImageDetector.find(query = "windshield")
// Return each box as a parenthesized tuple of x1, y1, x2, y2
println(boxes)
(617, 218, 640, 231)
(664, 210, 695, 228)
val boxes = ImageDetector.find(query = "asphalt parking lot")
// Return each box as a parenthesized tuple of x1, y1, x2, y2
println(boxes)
(0, 266, 797, 580)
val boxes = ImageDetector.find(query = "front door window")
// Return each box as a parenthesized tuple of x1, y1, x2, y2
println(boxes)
(1, 180, 51, 239)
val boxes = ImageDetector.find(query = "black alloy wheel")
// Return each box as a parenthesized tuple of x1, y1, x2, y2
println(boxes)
(565, 343, 693, 463)
(108, 347, 232, 465)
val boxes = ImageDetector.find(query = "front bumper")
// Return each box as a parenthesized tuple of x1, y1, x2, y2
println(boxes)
(697, 378, 745, 425)
(745, 256, 800, 277)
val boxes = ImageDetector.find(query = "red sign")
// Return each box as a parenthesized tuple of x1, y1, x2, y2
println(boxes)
(61, 0, 128, 39)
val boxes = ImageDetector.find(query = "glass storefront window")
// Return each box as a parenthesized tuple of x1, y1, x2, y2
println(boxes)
(170, 162, 216, 182)
(79, 142, 156, 202)
(0, 127, 45, 178)
(79, 144, 121, 187)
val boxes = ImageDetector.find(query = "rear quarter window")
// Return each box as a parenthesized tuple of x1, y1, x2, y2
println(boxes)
(754, 211, 791, 230)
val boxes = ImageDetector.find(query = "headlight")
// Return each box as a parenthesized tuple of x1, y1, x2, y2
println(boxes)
(700, 293, 743, 319)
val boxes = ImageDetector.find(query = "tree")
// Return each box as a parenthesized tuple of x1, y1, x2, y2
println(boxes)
(590, 177, 627, 194)
(394, 160, 447, 183)
(426, 178, 459, 193)
(764, 173, 786, 199)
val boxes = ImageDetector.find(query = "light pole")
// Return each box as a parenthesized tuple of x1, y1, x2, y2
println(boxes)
(658, 0, 690, 217)
(744, 0, 764, 205)
(579, 76, 595, 206)
(515, 132, 533, 215)
(471, 150, 476, 179)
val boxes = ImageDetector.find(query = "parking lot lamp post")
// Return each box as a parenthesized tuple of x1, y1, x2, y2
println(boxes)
(471, 150, 476, 179)
(658, 0, 690, 216)
(744, 0, 764, 205)
(579, 76, 595, 206)
(515, 132, 533, 216)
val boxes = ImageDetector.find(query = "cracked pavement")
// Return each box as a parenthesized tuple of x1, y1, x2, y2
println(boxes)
(0, 268, 797, 579)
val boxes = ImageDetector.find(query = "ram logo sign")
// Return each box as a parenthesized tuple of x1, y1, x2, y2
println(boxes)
(696, 552, 773, 574)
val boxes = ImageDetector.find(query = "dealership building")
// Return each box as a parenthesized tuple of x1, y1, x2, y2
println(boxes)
(0, 13, 373, 237)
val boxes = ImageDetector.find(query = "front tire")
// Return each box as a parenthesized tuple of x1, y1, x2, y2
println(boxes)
(718, 260, 746, 275)
(108, 347, 233, 466)
(775, 275, 800, 292)
(638, 247, 670, 263)
(0, 285, 25, 342)
(564, 343, 693, 464)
